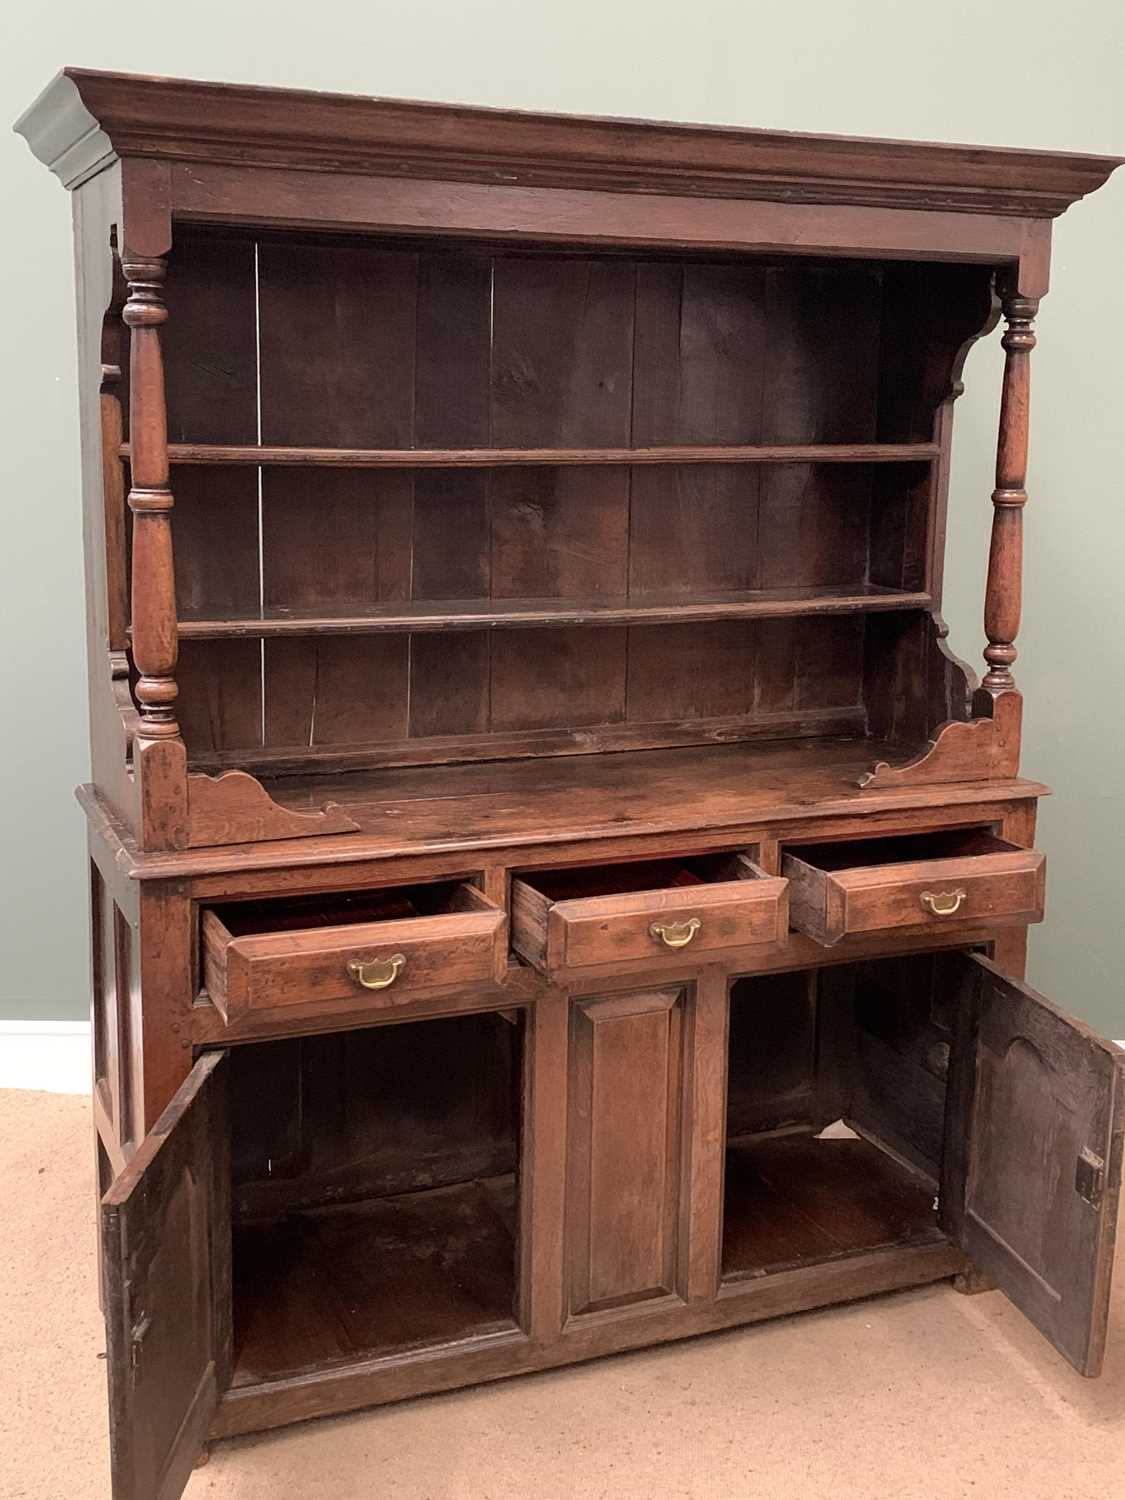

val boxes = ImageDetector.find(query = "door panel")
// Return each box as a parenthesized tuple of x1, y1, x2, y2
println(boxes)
(102, 1051, 231, 1500)
(566, 988, 686, 1315)
(941, 954, 1124, 1375)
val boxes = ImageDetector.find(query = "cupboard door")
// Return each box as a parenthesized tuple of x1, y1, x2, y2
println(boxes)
(102, 1052, 231, 1500)
(941, 954, 1124, 1375)
(567, 988, 686, 1315)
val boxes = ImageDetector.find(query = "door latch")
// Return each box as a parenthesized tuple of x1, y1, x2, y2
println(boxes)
(1075, 1147, 1105, 1208)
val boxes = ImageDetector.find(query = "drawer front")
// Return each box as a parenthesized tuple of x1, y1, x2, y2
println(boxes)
(203, 892, 506, 1018)
(513, 863, 788, 978)
(785, 847, 1045, 946)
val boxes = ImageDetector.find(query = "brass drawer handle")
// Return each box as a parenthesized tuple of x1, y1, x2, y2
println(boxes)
(649, 917, 701, 949)
(347, 953, 406, 990)
(919, 889, 967, 918)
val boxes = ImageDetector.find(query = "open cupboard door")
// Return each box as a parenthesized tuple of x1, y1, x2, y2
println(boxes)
(101, 1052, 231, 1500)
(941, 954, 1125, 1375)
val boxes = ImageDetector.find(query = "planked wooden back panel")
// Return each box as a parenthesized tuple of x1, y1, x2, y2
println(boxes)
(146, 231, 991, 770)
(228, 1011, 522, 1218)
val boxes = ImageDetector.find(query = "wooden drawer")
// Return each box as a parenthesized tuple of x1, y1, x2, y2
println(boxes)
(202, 881, 507, 1020)
(783, 829, 1045, 946)
(511, 854, 788, 979)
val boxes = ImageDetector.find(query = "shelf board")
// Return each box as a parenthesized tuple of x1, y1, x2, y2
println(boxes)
(121, 441, 940, 469)
(173, 585, 933, 640)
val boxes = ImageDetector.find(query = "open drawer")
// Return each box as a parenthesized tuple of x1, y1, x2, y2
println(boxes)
(783, 828, 1045, 946)
(511, 853, 788, 979)
(202, 881, 506, 1021)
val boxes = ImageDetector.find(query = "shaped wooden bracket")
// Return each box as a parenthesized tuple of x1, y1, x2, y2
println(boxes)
(185, 770, 360, 848)
(859, 690, 1021, 790)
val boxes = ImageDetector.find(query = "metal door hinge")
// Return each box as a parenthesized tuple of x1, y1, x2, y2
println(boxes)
(1075, 1147, 1105, 1208)
(129, 1312, 151, 1386)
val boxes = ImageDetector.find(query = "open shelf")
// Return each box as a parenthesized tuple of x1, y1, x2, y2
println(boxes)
(173, 584, 933, 640)
(721, 1132, 942, 1282)
(151, 234, 976, 782)
(126, 441, 941, 468)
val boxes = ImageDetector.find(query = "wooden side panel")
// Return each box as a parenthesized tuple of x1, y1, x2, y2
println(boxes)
(863, 611, 974, 747)
(567, 988, 686, 1315)
(90, 862, 140, 1154)
(875, 263, 996, 444)
(72, 169, 136, 826)
(942, 954, 1125, 1376)
(727, 971, 818, 1136)
(509, 878, 552, 971)
(868, 463, 933, 593)
(849, 954, 951, 1180)
(101, 1052, 230, 1500)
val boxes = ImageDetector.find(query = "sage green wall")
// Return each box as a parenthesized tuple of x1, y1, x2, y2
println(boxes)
(2, 1, 1122, 1029)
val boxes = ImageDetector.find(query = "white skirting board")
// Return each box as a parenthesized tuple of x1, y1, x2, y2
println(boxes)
(1, 1021, 1124, 1099)
(0, 1021, 91, 1095)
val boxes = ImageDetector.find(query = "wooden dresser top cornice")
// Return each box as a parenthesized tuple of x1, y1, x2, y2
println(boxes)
(15, 67, 1123, 217)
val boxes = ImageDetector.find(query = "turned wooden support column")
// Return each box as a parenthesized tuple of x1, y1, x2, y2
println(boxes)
(982, 283, 1038, 692)
(122, 256, 180, 743)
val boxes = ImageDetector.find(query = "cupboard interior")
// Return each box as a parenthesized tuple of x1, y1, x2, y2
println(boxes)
(227, 1009, 524, 1386)
(223, 950, 959, 1388)
(119, 230, 995, 776)
(722, 954, 952, 1282)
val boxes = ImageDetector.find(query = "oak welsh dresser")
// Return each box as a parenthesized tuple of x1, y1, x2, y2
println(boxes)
(15, 68, 1125, 1500)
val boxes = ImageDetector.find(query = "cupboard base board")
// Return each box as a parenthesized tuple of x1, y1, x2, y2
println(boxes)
(232, 1175, 519, 1387)
(213, 1237, 967, 1440)
(721, 1130, 942, 1280)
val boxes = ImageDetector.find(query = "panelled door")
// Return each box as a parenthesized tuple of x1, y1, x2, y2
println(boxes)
(941, 953, 1124, 1375)
(566, 987, 689, 1315)
(101, 1051, 231, 1500)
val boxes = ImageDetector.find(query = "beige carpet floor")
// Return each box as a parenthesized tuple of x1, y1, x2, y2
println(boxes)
(3, 1087, 1125, 1500)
